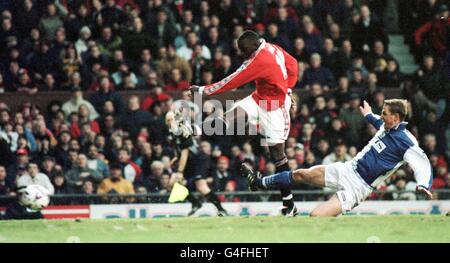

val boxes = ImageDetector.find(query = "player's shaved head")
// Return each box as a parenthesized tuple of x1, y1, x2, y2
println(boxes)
(237, 30, 261, 59)
(165, 111, 175, 126)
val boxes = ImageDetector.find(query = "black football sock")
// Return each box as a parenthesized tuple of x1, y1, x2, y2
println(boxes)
(205, 191, 225, 211)
(275, 157, 294, 208)
(186, 193, 201, 207)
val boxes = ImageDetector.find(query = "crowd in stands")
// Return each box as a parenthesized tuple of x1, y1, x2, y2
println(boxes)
(0, 0, 449, 205)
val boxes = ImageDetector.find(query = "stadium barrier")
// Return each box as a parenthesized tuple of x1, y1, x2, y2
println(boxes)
(1, 189, 450, 204)
(1, 190, 450, 219)
(1, 201, 449, 219)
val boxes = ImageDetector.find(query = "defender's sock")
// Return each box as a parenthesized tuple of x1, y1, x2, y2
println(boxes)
(205, 191, 225, 211)
(261, 171, 293, 189)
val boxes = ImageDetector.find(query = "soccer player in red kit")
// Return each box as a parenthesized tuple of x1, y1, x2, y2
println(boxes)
(190, 31, 299, 216)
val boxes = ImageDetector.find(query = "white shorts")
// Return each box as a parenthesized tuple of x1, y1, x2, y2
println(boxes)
(325, 161, 373, 213)
(228, 94, 291, 146)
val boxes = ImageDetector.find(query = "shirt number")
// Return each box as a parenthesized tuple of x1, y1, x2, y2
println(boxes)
(269, 45, 288, 80)
(373, 139, 386, 153)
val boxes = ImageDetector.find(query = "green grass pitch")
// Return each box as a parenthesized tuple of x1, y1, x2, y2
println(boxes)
(1, 215, 449, 243)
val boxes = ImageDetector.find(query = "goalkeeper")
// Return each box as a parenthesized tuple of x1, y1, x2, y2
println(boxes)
(165, 111, 228, 216)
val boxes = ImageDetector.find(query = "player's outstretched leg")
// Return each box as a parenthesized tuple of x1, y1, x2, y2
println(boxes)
(242, 163, 292, 190)
(242, 164, 325, 192)
(309, 194, 342, 217)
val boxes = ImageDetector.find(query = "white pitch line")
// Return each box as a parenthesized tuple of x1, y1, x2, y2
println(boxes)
(66, 236, 81, 243)
(136, 225, 147, 231)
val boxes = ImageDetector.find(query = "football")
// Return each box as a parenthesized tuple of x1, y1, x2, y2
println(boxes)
(19, 185, 51, 211)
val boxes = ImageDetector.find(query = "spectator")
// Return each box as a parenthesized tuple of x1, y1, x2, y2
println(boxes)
(386, 169, 417, 200)
(414, 55, 448, 105)
(0, 73, 8, 93)
(299, 122, 317, 151)
(40, 156, 59, 180)
(65, 4, 91, 42)
(264, 23, 292, 52)
(97, 0, 126, 29)
(51, 171, 74, 205)
(15, 0, 40, 38)
(149, 9, 177, 47)
(414, 4, 450, 57)
(38, 2, 68, 41)
(122, 17, 156, 62)
(313, 138, 331, 162)
(0, 165, 14, 200)
(6, 148, 29, 188)
(208, 155, 232, 191)
(334, 39, 353, 78)
(84, 44, 109, 73)
(275, 7, 299, 40)
(75, 26, 91, 56)
(322, 142, 352, 165)
(120, 96, 151, 139)
(338, 93, 365, 147)
(158, 45, 193, 83)
(300, 16, 324, 55)
(334, 76, 351, 106)
(365, 40, 394, 71)
(351, 5, 387, 54)
(14, 68, 38, 95)
(326, 118, 347, 147)
(87, 144, 110, 178)
(205, 26, 230, 55)
(16, 162, 54, 195)
(311, 95, 333, 135)
(111, 62, 138, 88)
(321, 38, 340, 77)
(349, 68, 367, 90)
(303, 53, 335, 89)
(117, 148, 142, 185)
(98, 26, 122, 58)
(177, 31, 211, 61)
(291, 37, 309, 63)
(40, 73, 60, 91)
(328, 23, 344, 47)
(78, 179, 100, 204)
(97, 163, 135, 203)
(62, 87, 99, 120)
(378, 59, 404, 87)
(50, 27, 69, 60)
(66, 153, 102, 188)
(90, 76, 124, 115)
(163, 68, 190, 91)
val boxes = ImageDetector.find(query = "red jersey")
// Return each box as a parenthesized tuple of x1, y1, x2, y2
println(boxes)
(202, 39, 298, 111)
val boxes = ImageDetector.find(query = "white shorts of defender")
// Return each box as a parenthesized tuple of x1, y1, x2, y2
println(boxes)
(325, 161, 373, 214)
(228, 94, 291, 146)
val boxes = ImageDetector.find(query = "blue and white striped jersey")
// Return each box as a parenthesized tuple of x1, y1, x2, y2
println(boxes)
(351, 113, 433, 189)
